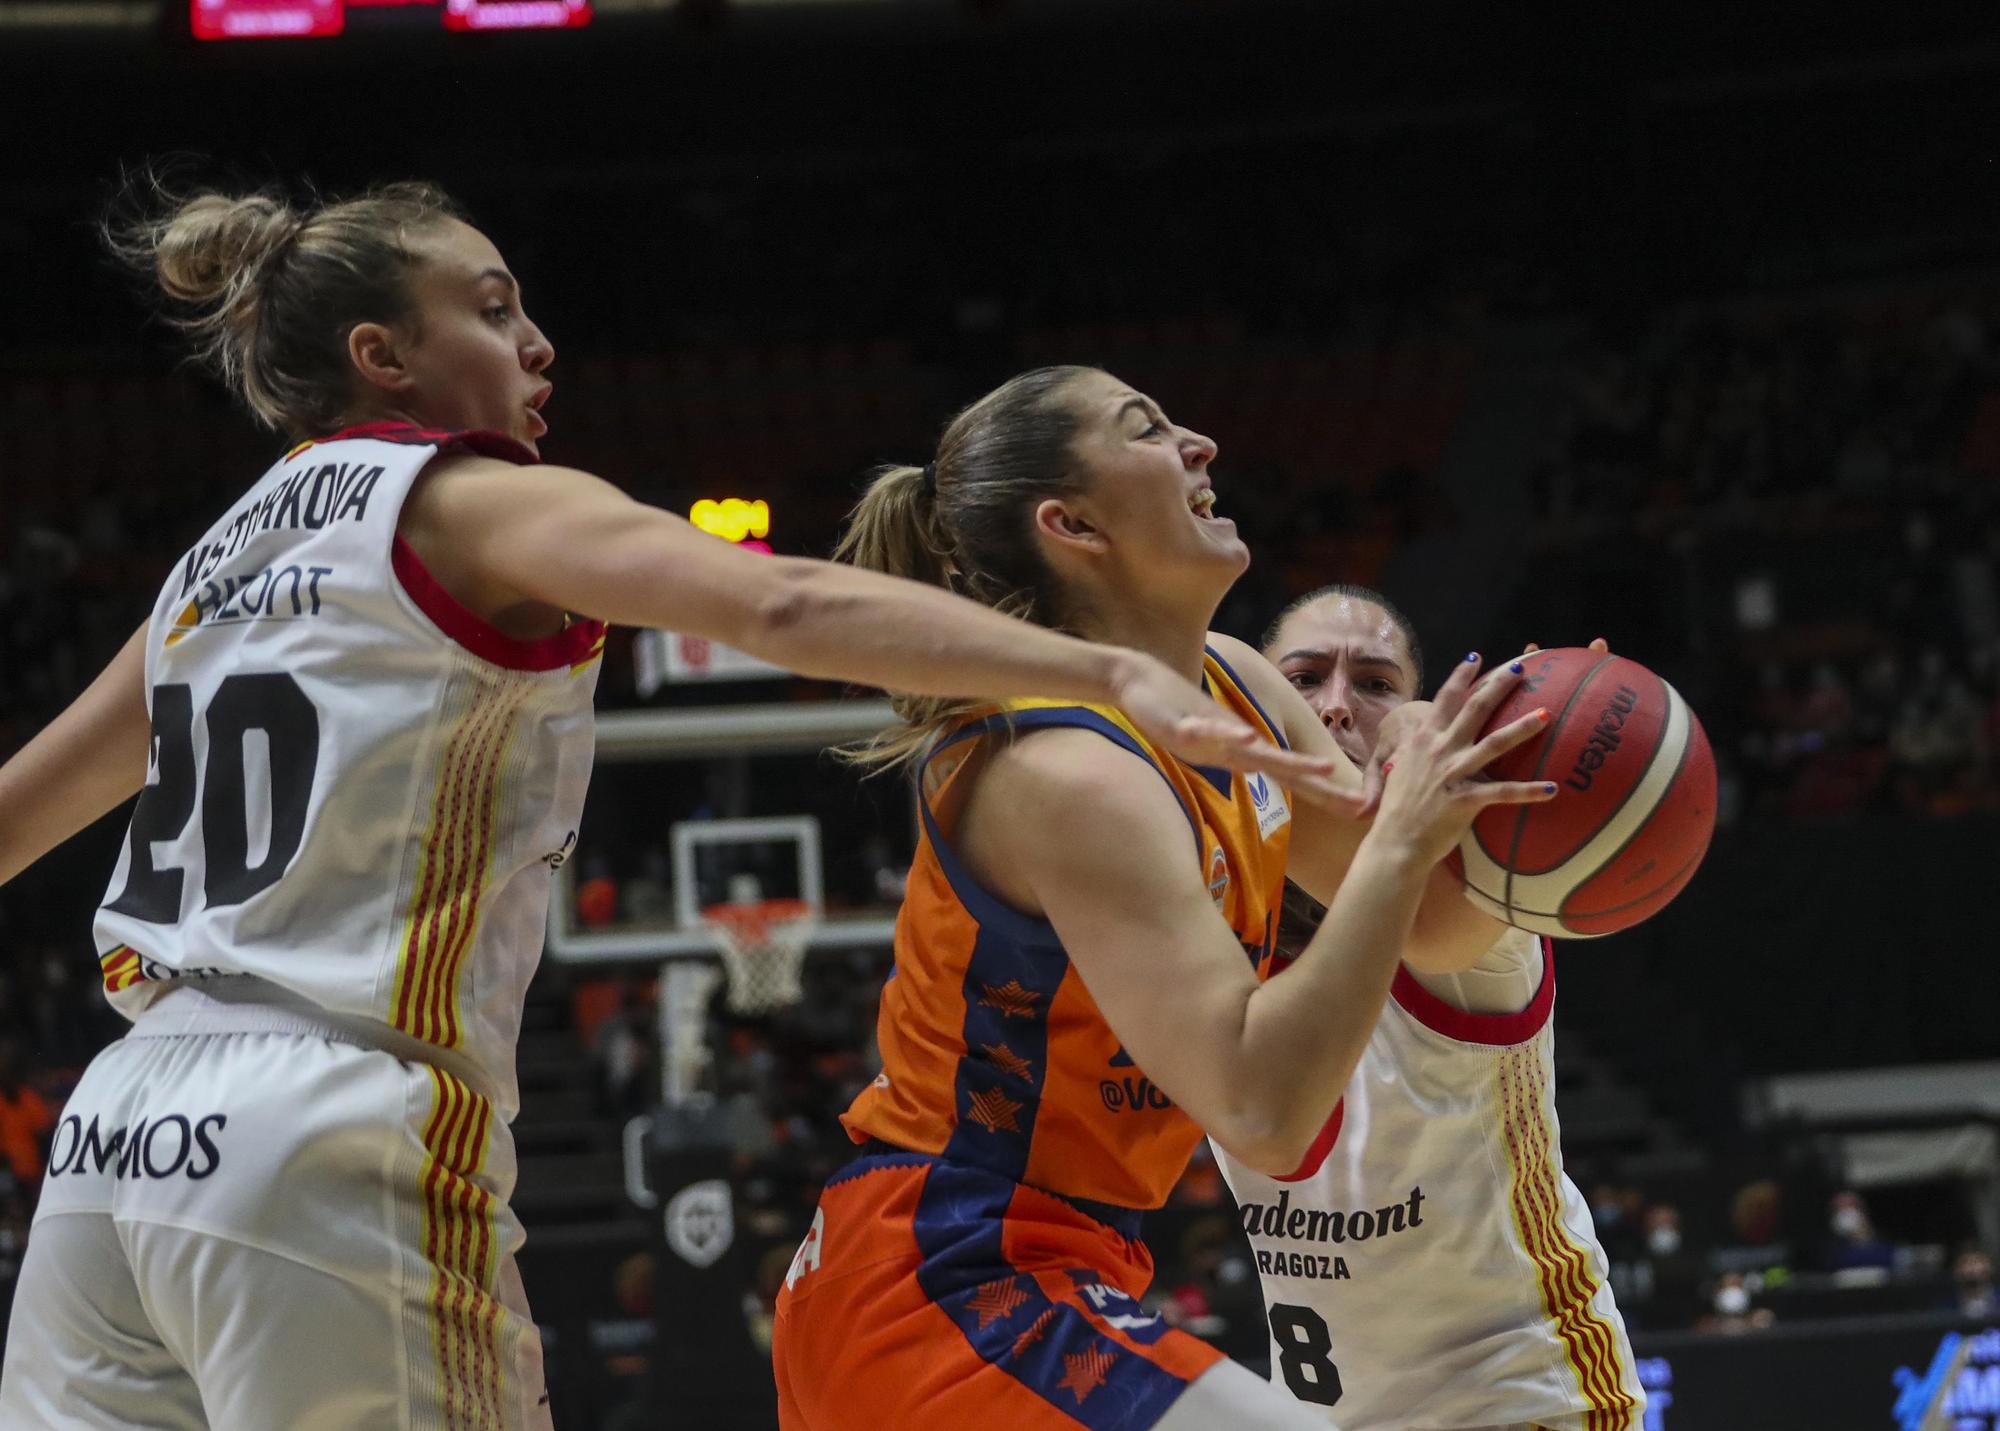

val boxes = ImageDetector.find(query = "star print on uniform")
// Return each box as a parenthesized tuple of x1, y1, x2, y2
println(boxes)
(1058, 1344, 1117, 1403)
(978, 980, 1040, 1018)
(965, 1277, 1029, 1329)
(982, 1042, 1034, 1080)
(966, 1087, 1024, 1134)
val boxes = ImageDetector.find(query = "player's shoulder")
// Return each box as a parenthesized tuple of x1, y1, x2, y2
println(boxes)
(971, 723, 1195, 875)
(958, 722, 1199, 903)
(982, 720, 1176, 813)
(402, 455, 595, 542)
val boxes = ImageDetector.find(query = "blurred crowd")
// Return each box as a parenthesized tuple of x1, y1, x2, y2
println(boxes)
(1540, 285, 2000, 820)
(1587, 1181, 1997, 1336)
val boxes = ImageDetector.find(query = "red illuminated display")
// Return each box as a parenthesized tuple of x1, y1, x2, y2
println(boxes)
(191, 0, 591, 38)
(191, 0, 342, 39)
(443, 0, 591, 29)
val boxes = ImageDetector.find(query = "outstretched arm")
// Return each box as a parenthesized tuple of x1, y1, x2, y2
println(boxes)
(0, 623, 151, 887)
(407, 459, 1351, 800)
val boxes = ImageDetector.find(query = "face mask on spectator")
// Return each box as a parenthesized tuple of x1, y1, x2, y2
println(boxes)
(1647, 1226, 1682, 1258)
(1713, 1284, 1750, 1316)
(1831, 1205, 1868, 1239)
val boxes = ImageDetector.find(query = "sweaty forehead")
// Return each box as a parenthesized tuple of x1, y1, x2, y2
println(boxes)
(1273, 596, 1412, 671)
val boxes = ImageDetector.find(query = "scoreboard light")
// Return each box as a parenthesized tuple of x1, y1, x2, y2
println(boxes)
(192, 0, 341, 38)
(690, 498, 772, 552)
(443, 0, 591, 29)
(192, 0, 591, 38)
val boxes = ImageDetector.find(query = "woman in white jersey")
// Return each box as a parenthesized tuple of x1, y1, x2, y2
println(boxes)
(0, 180, 1336, 1431)
(1217, 583, 1646, 1431)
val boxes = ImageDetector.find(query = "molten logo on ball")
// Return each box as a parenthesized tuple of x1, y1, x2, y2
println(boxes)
(1566, 684, 1639, 792)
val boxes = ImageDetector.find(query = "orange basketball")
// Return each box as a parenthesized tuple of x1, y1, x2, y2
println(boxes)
(1445, 647, 1718, 938)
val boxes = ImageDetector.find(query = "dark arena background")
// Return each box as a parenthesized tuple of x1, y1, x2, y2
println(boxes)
(3, 2, 2000, 1427)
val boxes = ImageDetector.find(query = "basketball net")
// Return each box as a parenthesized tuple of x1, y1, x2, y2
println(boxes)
(701, 895, 818, 1016)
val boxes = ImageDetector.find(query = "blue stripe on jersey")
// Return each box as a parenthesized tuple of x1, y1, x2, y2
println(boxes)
(911, 1160, 1193, 1430)
(940, 918, 1061, 1179)
(1203, 643, 1289, 751)
(916, 708, 1202, 1183)
(838, 1146, 1144, 1239)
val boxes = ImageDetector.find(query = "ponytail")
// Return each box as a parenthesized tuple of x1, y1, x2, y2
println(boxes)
(832, 463, 985, 770)
(834, 366, 1097, 771)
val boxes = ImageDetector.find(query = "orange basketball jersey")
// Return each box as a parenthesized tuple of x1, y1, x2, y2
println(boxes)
(840, 645, 1294, 1212)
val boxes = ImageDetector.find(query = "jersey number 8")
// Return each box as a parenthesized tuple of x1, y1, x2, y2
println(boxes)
(1268, 1302, 1344, 1407)
(108, 675, 321, 923)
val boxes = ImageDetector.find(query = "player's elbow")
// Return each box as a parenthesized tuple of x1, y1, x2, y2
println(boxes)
(742, 559, 833, 652)
(1209, 1102, 1325, 1181)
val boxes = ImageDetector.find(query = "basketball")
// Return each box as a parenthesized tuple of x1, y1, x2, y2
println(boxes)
(1448, 647, 1718, 938)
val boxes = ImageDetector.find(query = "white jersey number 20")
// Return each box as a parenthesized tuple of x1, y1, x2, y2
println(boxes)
(108, 675, 321, 923)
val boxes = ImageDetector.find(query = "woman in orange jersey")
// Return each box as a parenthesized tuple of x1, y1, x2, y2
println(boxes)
(772, 366, 1561, 1430)
(0, 183, 1322, 1431)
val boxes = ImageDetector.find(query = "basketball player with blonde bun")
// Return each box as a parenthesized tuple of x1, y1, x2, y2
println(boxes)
(773, 366, 1562, 1430)
(0, 182, 1334, 1431)
(1217, 583, 1644, 1431)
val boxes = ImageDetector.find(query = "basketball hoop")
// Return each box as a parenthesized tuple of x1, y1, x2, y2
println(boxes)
(701, 897, 818, 1015)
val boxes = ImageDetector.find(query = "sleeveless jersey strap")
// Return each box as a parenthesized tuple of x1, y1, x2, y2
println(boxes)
(1202, 643, 1288, 750)
(920, 707, 1202, 859)
(301, 421, 539, 465)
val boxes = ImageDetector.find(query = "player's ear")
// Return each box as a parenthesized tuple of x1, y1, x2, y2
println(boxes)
(1033, 498, 1108, 556)
(348, 321, 414, 397)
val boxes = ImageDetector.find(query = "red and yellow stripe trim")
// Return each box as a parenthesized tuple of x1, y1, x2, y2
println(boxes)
(1499, 1044, 1639, 1431)
(391, 680, 531, 1048)
(420, 1067, 506, 1430)
(571, 628, 607, 675)
(98, 945, 149, 995)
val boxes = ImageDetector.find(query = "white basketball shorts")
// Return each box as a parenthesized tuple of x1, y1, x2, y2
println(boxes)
(0, 987, 550, 1431)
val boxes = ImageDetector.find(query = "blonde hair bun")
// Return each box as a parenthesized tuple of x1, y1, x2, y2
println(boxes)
(152, 192, 301, 307)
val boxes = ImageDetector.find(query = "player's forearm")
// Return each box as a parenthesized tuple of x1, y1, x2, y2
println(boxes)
(1292, 814, 1504, 977)
(509, 489, 1136, 707)
(0, 626, 151, 887)
(1224, 833, 1430, 1172)
(1401, 860, 1510, 974)
(731, 557, 1133, 706)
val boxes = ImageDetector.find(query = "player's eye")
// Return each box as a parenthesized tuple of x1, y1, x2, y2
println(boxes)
(1137, 420, 1163, 439)
(484, 303, 512, 323)
(1287, 671, 1321, 690)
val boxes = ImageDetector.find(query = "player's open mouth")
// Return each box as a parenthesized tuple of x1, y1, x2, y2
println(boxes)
(1187, 486, 1218, 519)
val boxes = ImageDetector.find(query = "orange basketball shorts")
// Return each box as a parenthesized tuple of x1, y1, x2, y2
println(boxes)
(772, 1149, 1224, 1430)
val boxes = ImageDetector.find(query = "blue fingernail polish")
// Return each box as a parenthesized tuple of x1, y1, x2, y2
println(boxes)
(1543, 782, 1557, 794)
(1465, 652, 1479, 663)
(1510, 661, 1524, 674)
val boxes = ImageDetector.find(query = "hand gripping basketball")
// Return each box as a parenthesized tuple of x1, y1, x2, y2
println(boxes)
(1365, 654, 1558, 870)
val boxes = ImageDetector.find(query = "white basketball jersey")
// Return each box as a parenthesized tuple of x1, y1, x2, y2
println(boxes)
(94, 423, 606, 1118)
(1218, 934, 1646, 1431)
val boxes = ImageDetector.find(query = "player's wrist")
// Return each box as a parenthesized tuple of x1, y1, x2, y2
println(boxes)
(1351, 823, 1436, 883)
(1098, 644, 1151, 710)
